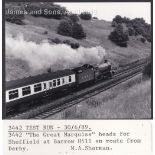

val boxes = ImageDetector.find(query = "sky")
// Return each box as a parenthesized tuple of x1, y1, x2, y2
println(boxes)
(56, 2, 151, 24)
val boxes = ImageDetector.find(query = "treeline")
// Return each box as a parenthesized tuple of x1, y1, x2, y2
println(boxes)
(109, 15, 151, 47)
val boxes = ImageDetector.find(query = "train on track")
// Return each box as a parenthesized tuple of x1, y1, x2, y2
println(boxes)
(6, 60, 114, 111)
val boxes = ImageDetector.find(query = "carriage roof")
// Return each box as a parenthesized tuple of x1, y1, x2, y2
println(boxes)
(6, 69, 75, 90)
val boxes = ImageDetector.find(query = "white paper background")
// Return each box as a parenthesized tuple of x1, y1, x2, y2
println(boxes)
(3, 120, 153, 155)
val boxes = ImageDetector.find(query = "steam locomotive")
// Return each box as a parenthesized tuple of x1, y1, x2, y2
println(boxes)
(6, 60, 114, 110)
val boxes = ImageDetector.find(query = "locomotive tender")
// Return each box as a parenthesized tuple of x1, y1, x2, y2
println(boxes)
(6, 60, 113, 109)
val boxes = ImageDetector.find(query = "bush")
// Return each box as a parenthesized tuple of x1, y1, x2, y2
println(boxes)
(57, 19, 86, 39)
(63, 39, 71, 45)
(147, 38, 151, 42)
(72, 23, 86, 39)
(63, 40, 80, 49)
(93, 17, 98, 20)
(48, 38, 62, 44)
(122, 17, 130, 24)
(131, 18, 151, 40)
(111, 21, 118, 27)
(140, 37, 146, 43)
(112, 16, 130, 27)
(70, 42, 80, 49)
(128, 26, 135, 36)
(57, 20, 72, 36)
(69, 14, 79, 23)
(43, 30, 48, 35)
(80, 12, 92, 20)
(112, 15, 123, 26)
(51, 38, 62, 44)
(109, 24, 129, 47)
(111, 15, 151, 42)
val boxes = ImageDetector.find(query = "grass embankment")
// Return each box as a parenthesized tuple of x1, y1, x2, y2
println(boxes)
(50, 75, 151, 119)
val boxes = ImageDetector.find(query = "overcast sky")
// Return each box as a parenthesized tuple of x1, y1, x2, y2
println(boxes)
(56, 2, 151, 23)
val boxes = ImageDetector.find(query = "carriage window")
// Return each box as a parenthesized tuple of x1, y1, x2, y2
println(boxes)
(62, 78, 65, 84)
(53, 80, 56, 87)
(49, 81, 52, 87)
(57, 79, 60, 86)
(34, 83, 42, 92)
(22, 86, 31, 96)
(9, 89, 19, 100)
(69, 76, 72, 82)
(44, 83, 46, 89)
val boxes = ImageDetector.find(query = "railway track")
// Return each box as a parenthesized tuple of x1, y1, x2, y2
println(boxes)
(8, 59, 147, 119)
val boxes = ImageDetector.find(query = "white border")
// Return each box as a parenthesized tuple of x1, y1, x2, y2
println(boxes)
(0, 1, 154, 155)
(0, 0, 3, 154)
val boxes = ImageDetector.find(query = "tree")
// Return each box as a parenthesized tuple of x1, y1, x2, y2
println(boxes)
(111, 15, 123, 26)
(122, 17, 130, 24)
(57, 17, 86, 39)
(51, 38, 62, 44)
(69, 14, 79, 23)
(140, 37, 146, 43)
(79, 12, 92, 20)
(57, 20, 72, 36)
(109, 24, 129, 47)
(131, 18, 151, 40)
(128, 26, 135, 36)
(111, 15, 151, 42)
(72, 23, 86, 39)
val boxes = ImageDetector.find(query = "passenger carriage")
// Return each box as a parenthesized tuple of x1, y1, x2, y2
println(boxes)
(6, 69, 76, 108)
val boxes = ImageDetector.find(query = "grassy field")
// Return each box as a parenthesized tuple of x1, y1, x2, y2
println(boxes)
(5, 13, 151, 80)
(50, 75, 151, 119)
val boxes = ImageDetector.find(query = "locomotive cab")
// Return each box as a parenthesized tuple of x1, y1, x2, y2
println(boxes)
(73, 64, 95, 85)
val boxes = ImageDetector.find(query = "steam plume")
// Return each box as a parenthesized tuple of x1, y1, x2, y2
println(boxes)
(6, 34, 106, 73)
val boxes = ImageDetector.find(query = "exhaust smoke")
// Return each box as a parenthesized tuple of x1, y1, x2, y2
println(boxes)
(6, 34, 106, 74)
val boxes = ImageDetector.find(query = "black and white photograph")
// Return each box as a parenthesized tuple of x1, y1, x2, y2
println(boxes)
(4, 1, 152, 119)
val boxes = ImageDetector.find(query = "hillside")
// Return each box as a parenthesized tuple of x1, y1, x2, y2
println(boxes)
(5, 11, 151, 81)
